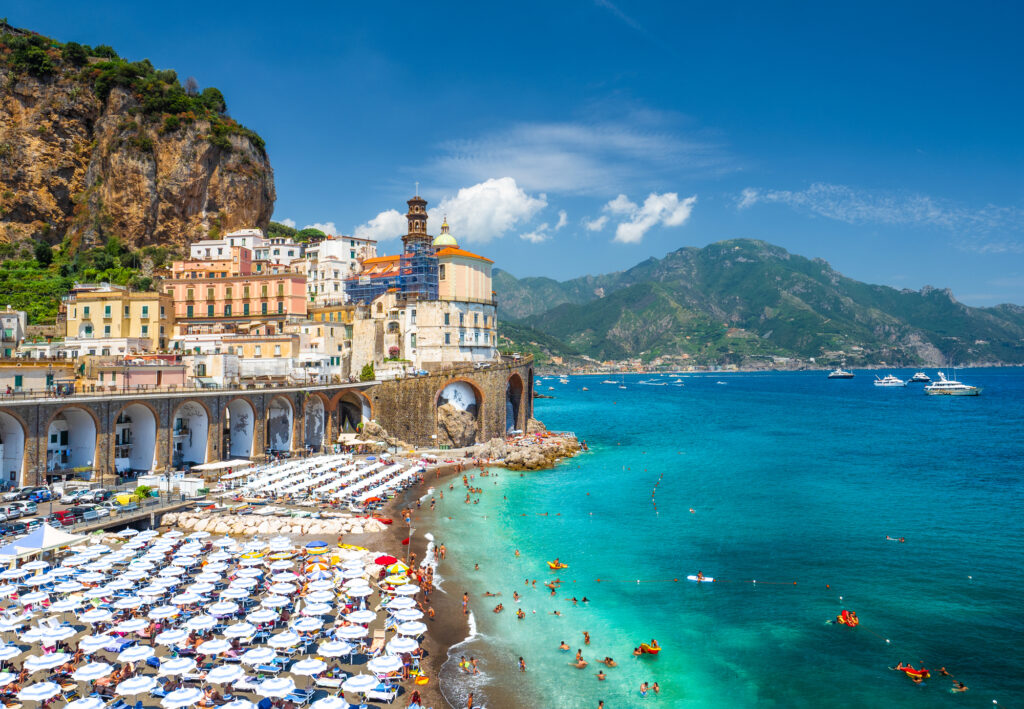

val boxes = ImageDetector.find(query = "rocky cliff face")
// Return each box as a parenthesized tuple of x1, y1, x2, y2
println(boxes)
(0, 64, 274, 250)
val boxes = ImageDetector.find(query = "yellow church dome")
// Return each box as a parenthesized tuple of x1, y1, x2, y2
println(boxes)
(432, 218, 458, 248)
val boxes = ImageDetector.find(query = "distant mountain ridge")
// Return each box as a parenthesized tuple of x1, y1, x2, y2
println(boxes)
(495, 239, 1024, 366)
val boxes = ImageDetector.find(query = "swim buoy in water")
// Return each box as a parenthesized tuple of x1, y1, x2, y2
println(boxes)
(638, 643, 660, 655)
(836, 610, 859, 627)
(547, 561, 568, 570)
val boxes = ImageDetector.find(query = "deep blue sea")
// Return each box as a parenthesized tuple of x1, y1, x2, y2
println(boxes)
(427, 369, 1024, 708)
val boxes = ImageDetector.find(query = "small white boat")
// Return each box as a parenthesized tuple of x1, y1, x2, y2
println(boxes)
(559, 378, 569, 384)
(828, 368, 854, 379)
(874, 374, 906, 387)
(909, 372, 931, 383)
(924, 372, 980, 396)
(602, 380, 617, 384)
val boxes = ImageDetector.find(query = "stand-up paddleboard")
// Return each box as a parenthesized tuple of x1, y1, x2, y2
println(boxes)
(686, 575, 714, 583)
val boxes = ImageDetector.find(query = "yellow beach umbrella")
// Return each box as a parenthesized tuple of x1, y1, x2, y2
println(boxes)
(386, 562, 409, 574)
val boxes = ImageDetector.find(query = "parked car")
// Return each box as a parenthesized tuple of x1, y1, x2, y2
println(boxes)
(0, 506, 22, 520)
(92, 489, 113, 502)
(60, 489, 91, 504)
(28, 488, 51, 503)
(45, 513, 75, 528)
(1, 489, 22, 502)
(22, 517, 42, 531)
(9, 501, 37, 515)
(0, 511, 7, 524)
(89, 504, 110, 519)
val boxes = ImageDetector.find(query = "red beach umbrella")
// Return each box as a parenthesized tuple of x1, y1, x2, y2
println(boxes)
(401, 538, 410, 546)
(374, 555, 398, 565)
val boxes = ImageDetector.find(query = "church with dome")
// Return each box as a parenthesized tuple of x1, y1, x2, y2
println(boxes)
(347, 194, 498, 370)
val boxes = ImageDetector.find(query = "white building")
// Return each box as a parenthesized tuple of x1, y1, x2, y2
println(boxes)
(0, 308, 28, 358)
(190, 229, 305, 267)
(254, 236, 304, 266)
(305, 235, 377, 273)
(59, 336, 151, 358)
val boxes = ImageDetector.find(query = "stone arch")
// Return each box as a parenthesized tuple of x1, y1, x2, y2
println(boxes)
(435, 378, 484, 448)
(113, 402, 158, 476)
(304, 394, 327, 451)
(506, 372, 525, 433)
(171, 399, 209, 468)
(266, 395, 294, 453)
(334, 391, 373, 433)
(45, 405, 99, 480)
(0, 410, 27, 488)
(224, 397, 256, 459)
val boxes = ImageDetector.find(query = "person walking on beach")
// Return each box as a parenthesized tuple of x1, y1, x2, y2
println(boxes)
(440, 544, 447, 560)
(518, 656, 526, 672)
(462, 592, 469, 615)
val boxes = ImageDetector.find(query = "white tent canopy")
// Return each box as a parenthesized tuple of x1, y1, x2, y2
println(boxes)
(193, 460, 252, 472)
(0, 524, 87, 560)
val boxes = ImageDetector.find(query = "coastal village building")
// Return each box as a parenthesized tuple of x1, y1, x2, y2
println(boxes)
(0, 308, 28, 358)
(62, 284, 174, 353)
(189, 228, 304, 266)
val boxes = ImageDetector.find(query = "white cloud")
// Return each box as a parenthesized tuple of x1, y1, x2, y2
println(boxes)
(583, 215, 609, 232)
(354, 210, 406, 242)
(432, 177, 546, 243)
(520, 230, 550, 244)
(303, 222, 339, 235)
(597, 192, 697, 243)
(555, 210, 568, 230)
(737, 182, 1024, 253)
(278, 218, 296, 228)
(430, 113, 734, 195)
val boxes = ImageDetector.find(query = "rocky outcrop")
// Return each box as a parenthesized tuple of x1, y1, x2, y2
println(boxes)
(0, 61, 273, 249)
(160, 511, 388, 537)
(357, 421, 410, 450)
(473, 433, 582, 471)
(436, 403, 477, 448)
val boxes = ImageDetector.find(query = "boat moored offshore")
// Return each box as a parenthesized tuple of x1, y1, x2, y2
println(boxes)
(909, 372, 931, 383)
(828, 368, 855, 379)
(874, 374, 906, 387)
(924, 372, 980, 396)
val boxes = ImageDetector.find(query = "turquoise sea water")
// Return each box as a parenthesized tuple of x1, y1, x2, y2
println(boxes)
(427, 369, 1024, 708)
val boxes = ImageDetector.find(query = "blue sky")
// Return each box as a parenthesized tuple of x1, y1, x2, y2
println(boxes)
(11, 1, 1024, 305)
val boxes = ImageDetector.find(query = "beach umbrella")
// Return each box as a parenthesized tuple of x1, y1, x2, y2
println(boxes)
(0, 568, 29, 580)
(345, 610, 376, 624)
(72, 662, 112, 682)
(48, 598, 81, 614)
(385, 596, 416, 610)
(240, 647, 276, 665)
(116, 675, 158, 697)
(65, 698, 105, 709)
(0, 672, 15, 686)
(383, 574, 407, 585)
(396, 620, 428, 636)
(304, 568, 333, 581)
(267, 630, 301, 648)
(345, 585, 373, 598)
(387, 637, 418, 654)
(341, 674, 378, 694)
(374, 555, 398, 565)
(195, 572, 222, 583)
(23, 625, 75, 643)
(198, 638, 232, 656)
(77, 635, 114, 654)
(208, 600, 238, 616)
(261, 594, 289, 608)
(307, 580, 334, 592)
(188, 582, 216, 595)
(25, 574, 55, 587)
(316, 640, 354, 657)
(160, 567, 186, 577)
(17, 681, 60, 703)
(117, 645, 154, 663)
(300, 602, 333, 616)
(291, 617, 322, 633)
(271, 572, 299, 583)
(390, 608, 423, 621)
(235, 568, 262, 578)
(269, 561, 293, 571)
(310, 698, 348, 709)
(18, 591, 49, 605)
(171, 592, 200, 605)
(87, 544, 112, 553)
(220, 587, 249, 600)
(185, 614, 217, 631)
(113, 617, 148, 634)
(207, 664, 244, 684)
(158, 657, 196, 676)
(0, 616, 24, 633)
(149, 605, 179, 620)
(246, 609, 278, 624)
(22, 561, 49, 571)
(0, 646, 23, 661)
(104, 579, 134, 591)
(223, 621, 256, 639)
(256, 677, 296, 698)
(307, 590, 335, 604)
(290, 658, 326, 686)
(24, 653, 68, 673)
(335, 625, 367, 640)
(187, 530, 211, 539)
(139, 583, 171, 596)
(390, 583, 420, 597)
(76, 571, 106, 584)
(163, 530, 184, 539)
(122, 570, 150, 582)
(161, 687, 204, 708)
(155, 628, 188, 646)
(367, 655, 402, 674)
(0, 584, 19, 598)
(386, 562, 409, 574)
(269, 582, 297, 595)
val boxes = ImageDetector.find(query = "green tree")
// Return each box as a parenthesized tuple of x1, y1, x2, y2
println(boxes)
(92, 44, 118, 59)
(359, 363, 376, 382)
(200, 87, 226, 114)
(267, 221, 298, 239)
(11, 45, 54, 76)
(33, 241, 53, 267)
(295, 227, 327, 242)
(61, 41, 88, 67)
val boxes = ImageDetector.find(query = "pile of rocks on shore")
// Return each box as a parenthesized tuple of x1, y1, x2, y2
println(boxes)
(472, 432, 582, 471)
(160, 511, 389, 537)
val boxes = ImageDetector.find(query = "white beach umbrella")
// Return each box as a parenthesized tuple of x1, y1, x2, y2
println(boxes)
(72, 661, 112, 682)
(240, 647, 276, 665)
(116, 675, 158, 696)
(311, 698, 348, 709)
(149, 605, 179, 620)
(316, 640, 354, 657)
(335, 625, 367, 640)
(307, 590, 335, 604)
(122, 570, 149, 582)
(197, 638, 231, 655)
(207, 664, 244, 684)
(161, 687, 204, 708)
(48, 598, 81, 613)
(271, 572, 299, 583)
(290, 658, 326, 677)
(344, 585, 372, 598)
(385, 596, 415, 610)
(267, 630, 301, 648)
(344, 610, 376, 624)
(396, 621, 428, 636)
(188, 582, 216, 595)
(104, 579, 134, 591)
(387, 636, 418, 654)
(117, 645, 154, 663)
(391, 608, 423, 621)
(77, 634, 114, 654)
(0, 584, 19, 598)
(341, 674, 378, 694)
(245, 609, 278, 624)
(160, 567, 186, 578)
(208, 600, 238, 616)
(301, 602, 333, 616)
(158, 657, 196, 676)
(261, 594, 289, 608)
(223, 621, 256, 639)
(113, 617, 148, 634)
(0, 646, 23, 661)
(24, 653, 69, 673)
(65, 698, 105, 709)
(204, 562, 229, 573)
(162, 530, 184, 539)
(367, 655, 401, 674)
(269, 582, 297, 595)
(171, 592, 200, 605)
(235, 568, 262, 578)
(228, 577, 257, 589)
(155, 628, 189, 646)
(76, 572, 106, 584)
(0, 672, 15, 686)
(18, 591, 49, 605)
(17, 681, 60, 702)
(195, 572, 222, 583)
(291, 617, 323, 633)
(307, 580, 334, 592)
(220, 587, 249, 600)
(22, 561, 49, 571)
(187, 530, 211, 539)
(185, 614, 217, 631)
(0, 568, 29, 580)
(256, 676, 296, 698)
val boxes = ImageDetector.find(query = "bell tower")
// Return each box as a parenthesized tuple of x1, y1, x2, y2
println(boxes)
(403, 191, 430, 251)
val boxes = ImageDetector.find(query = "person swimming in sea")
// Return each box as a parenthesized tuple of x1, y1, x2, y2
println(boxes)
(516, 609, 525, 620)
(951, 680, 967, 692)
(559, 641, 570, 651)
(596, 669, 607, 681)
(493, 604, 504, 613)
(639, 681, 649, 697)
(633, 647, 643, 656)
(599, 657, 617, 667)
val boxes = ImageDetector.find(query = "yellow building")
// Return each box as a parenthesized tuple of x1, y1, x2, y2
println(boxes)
(434, 220, 495, 304)
(64, 285, 174, 350)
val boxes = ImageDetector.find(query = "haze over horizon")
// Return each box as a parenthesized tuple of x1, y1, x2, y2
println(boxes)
(10, 1, 1023, 306)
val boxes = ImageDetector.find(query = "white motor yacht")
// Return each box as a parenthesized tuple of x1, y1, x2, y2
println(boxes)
(827, 368, 854, 379)
(874, 374, 906, 387)
(924, 372, 980, 396)
(909, 372, 931, 383)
